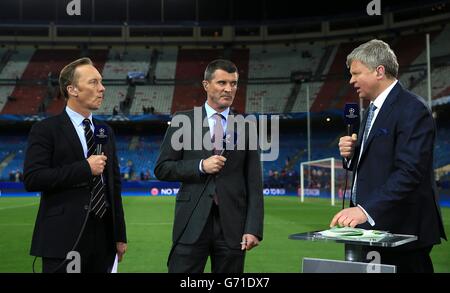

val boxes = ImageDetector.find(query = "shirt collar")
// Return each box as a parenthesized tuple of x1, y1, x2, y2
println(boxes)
(204, 102, 229, 120)
(65, 106, 93, 127)
(372, 79, 398, 110)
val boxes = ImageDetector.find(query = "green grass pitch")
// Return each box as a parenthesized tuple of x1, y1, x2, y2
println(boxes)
(0, 196, 448, 272)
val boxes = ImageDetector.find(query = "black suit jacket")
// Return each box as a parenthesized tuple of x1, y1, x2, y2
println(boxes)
(24, 111, 127, 258)
(154, 107, 264, 249)
(347, 82, 446, 249)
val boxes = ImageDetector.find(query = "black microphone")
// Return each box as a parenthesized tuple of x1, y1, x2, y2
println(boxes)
(221, 132, 238, 156)
(343, 103, 360, 136)
(94, 126, 108, 154)
(342, 103, 359, 209)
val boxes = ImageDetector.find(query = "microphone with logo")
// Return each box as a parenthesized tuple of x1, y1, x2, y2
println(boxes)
(343, 103, 360, 136)
(342, 103, 359, 209)
(94, 126, 108, 155)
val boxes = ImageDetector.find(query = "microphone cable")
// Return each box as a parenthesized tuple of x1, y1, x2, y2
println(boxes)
(342, 125, 352, 209)
(342, 165, 349, 210)
(32, 194, 94, 273)
(32, 125, 109, 273)
(32, 155, 105, 273)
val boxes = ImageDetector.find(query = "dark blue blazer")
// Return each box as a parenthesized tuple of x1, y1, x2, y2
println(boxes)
(348, 82, 446, 249)
(24, 111, 127, 258)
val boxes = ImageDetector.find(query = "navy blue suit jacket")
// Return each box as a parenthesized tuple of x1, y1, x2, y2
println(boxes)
(348, 82, 446, 249)
(24, 111, 127, 258)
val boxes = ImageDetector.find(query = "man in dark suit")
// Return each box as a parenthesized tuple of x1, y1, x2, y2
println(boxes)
(154, 59, 264, 273)
(24, 57, 127, 273)
(332, 39, 446, 272)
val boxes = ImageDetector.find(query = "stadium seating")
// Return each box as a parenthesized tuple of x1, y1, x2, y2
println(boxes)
(0, 47, 35, 113)
(102, 48, 152, 80)
(1, 123, 449, 188)
(130, 85, 174, 114)
(96, 85, 128, 115)
(154, 47, 178, 80)
(245, 83, 292, 113)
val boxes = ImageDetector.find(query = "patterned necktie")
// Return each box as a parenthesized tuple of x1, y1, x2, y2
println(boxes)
(352, 103, 377, 204)
(83, 119, 107, 218)
(212, 113, 225, 205)
(213, 113, 224, 155)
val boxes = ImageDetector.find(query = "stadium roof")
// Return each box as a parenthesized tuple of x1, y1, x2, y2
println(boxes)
(0, 0, 448, 25)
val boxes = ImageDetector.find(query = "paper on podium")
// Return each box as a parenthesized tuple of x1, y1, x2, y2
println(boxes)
(110, 254, 118, 273)
(318, 227, 389, 242)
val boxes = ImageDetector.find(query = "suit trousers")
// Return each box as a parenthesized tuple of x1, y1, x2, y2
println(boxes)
(168, 203, 245, 273)
(42, 210, 115, 273)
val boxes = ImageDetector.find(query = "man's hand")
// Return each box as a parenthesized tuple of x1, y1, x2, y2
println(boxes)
(241, 234, 259, 251)
(202, 155, 226, 174)
(87, 154, 107, 176)
(338, 134, 357, 159)
(329, 207, 367, 228)
(116, 242, 127, 262)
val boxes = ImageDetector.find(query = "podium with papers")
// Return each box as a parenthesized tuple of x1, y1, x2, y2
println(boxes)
(289, 227, 417, 273)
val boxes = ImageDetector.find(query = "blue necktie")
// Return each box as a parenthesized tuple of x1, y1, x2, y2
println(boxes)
(351, 103, 377, 204)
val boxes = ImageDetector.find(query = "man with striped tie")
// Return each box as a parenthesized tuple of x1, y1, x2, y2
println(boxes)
(24, 57, 127, 273)
(331, 40, 446, 272)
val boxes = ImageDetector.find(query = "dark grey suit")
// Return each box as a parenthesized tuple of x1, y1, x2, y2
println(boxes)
(154, 106, 264, 272)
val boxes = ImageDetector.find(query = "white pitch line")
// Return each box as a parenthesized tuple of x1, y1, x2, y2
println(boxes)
(128, 222, 172, 225)
(0, 223, 34, 226)
(0, 203, 38, 211)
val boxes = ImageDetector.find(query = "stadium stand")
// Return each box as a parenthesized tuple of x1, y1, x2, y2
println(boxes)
(0, 47, 35, 112)
(102, 47, 152, 80)
(154, 47, 178, 80)
(130, 85, 174, 114)
(246, 83, 293, 113)
(97, 85, 129, 115)
(406, 25, 450, 100)
(1, 49, 81, 115)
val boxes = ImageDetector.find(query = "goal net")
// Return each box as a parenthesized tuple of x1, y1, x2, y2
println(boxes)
(300, 157, 349, 205)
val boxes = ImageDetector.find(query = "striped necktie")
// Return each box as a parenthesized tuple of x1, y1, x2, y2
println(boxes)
(83, 119, 107, 218)
(351, 103, 377, 204)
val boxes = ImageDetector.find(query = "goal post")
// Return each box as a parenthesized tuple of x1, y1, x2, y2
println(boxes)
(300, 157, 345, 206)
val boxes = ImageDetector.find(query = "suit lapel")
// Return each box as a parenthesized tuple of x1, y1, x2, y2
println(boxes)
(60, 111, 86, 161)
(359, 82, 401, 161)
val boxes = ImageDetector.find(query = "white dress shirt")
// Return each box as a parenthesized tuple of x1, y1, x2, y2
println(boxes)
(353, 80, 398, 226)
(199, 102, 230, 173)
(65, 106, 94, 159)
